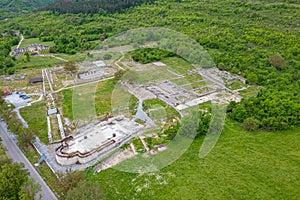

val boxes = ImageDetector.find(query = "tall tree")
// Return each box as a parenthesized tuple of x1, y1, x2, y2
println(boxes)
(19, 178, 42, 200)
(0, 162, 29, 199)
(18, 128, 35, 150)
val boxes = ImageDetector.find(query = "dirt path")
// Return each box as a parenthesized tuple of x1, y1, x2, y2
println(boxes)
(16, 34, 24, 49)
(113, 51, 125, 70)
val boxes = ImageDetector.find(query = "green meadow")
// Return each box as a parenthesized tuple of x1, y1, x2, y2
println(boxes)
(87, 119, 300, 200)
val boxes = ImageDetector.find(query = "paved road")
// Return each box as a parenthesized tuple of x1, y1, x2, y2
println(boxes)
(0, 122, 58, 200)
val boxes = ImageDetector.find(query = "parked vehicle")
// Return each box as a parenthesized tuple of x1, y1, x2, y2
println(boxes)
(21, 95, 30, 100)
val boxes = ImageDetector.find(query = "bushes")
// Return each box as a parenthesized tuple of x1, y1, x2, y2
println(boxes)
(243, 117, 259, 132)
(228, 88, 300, 131)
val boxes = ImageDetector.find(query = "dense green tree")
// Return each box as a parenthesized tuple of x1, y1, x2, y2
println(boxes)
(0, 142, 10, 166)
(0, 0, 55, 19)
(19, 178, 41, 200)
(42, 0, 154, 14)
(131, 48, 175, 64)
(179, 110, 199, 139)
(0, 138, 41, 200)
(0, 162, 29, 199)
(18, 128, 35, 150)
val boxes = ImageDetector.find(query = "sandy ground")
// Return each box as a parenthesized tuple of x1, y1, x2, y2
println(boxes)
(94, 148, 135, 173)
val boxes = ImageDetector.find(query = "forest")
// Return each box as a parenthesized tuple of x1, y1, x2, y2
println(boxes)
(0, 0, 55, 19)
(42, 0, 155, 14)
(0, 0, 299, 130)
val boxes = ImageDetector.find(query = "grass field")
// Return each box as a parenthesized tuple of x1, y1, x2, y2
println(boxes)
(19, 101, 48, 144)
(62, 89, 73, 120)
(55, 53, 86, 62)
(19, 38, 54, 48)
(15, 55, 64, 69)
(62, 79, 117, 121)
(94, 79, 115, 116)
(87, 118, 300, 200)
(143, 99, 181, 121)
(162, 57, 194, 75)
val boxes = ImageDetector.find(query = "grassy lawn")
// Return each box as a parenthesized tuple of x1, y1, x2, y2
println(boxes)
(95, 79, 115, 116)
(184, 73, 204, 82)
(143, 99, 181, 120)
(170, 77, 191, 86)
(126, 67, 174, 84)
(198, 102, 211, 110)
(62, 79, 117, 121)
(62, 89, 73, 120)
(15, 55, 64, 69)
(162, 57, 194, 75)
(87, 118, 300, 200)
(19, 38, 54, 48)
(19, 101, 48, 144)
(55, 53, 86, 62)
(88, 51, 122, 63)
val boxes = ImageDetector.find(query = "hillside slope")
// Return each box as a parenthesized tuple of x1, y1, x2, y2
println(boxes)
(42, 0, 154, 14)
(0, 0, 55, 19)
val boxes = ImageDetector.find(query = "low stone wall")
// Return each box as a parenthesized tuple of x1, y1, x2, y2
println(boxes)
(55, 116, 142, 166)
(55, 139, 118, 166)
